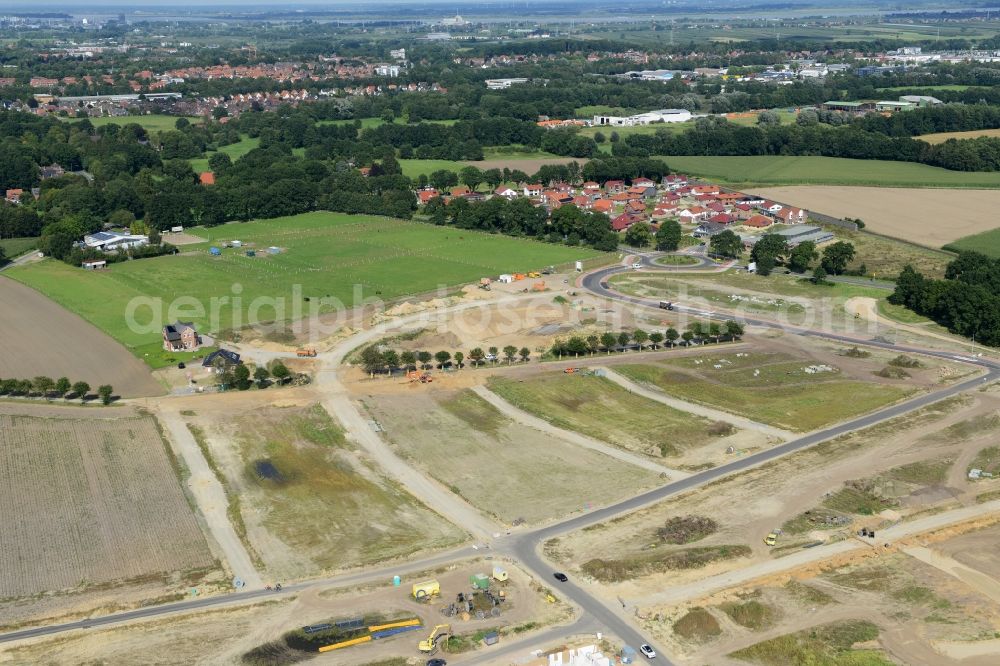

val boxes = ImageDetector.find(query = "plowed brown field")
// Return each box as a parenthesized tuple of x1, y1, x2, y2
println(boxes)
(0, 277, 161, 397)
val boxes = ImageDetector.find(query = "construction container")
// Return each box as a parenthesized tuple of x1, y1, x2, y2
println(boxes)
(483, 631, 499, 646)
(268, 246, 281, 254)
(491, 566, 508, 582)
(412, 579, 440, 600)
(232, 240, 242, 247)
(470, 574, 490, 590)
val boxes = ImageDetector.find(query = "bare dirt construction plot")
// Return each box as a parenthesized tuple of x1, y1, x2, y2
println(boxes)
(545, 390, 987, 605)
(364, 388, 662, 525)
(749, 186, 1000, 248)
(0, 278, 161, 397)
(0, 404, 219, 630)
(186, 402, 466, 581)
(612, 336, 929, 433)
(0, 560, 567, 666)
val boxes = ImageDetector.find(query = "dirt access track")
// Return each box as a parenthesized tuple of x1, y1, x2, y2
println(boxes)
(0, 278, 161, 398)
(749, 186, 1000, 247)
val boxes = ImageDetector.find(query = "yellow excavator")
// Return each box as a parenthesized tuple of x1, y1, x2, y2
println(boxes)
(418, 624, 451, 653)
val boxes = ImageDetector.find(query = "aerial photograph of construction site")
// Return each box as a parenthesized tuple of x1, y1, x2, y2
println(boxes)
(5, 0, 1000, 665)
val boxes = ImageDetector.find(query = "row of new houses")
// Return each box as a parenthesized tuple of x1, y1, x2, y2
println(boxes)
(417, 174, 809, 235)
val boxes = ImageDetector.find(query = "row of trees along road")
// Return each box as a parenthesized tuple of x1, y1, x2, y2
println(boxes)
(359, 346, 532, 376)
(551, 322, 745, 358)
(0, 377, 113, 404)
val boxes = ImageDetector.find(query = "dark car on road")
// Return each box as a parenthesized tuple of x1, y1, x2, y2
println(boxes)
(427, 660, 447, 666)
(553, 572, 568, 582)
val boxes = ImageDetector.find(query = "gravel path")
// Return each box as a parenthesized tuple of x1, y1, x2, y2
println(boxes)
(158, 408, 263, 589)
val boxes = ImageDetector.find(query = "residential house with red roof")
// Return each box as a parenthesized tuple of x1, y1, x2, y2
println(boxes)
(774, 207, 807, 224)
(743, 214, 774, 228)
(592, 199, 614, 214)
(418, 189, 440, 204)
(604, 180, 626, 194)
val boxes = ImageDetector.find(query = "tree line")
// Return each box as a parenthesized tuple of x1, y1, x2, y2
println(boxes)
(890, 252, 1000, 346)
(0, 376, 114, 404)
(550, 321, 745, 357)
(359, 345, 531, 376)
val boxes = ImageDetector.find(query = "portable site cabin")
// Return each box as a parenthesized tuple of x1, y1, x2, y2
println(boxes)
(209, 247, 222, 256)
(268, 246, 281, 254)
(470, 574, 490, 590)
(482, 631, 499, 646)
(498, 274, 513, 284)
(491, 566, 508, 582)
(231, 240, 242, 248)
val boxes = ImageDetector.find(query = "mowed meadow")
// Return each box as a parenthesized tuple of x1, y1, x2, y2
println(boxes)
(7, 212, 601, 350)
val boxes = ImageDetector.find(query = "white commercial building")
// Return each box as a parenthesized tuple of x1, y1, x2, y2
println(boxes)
(83, 231, 149, 252)
(592, 108, 692, 127)
(485, 77, 529, 90)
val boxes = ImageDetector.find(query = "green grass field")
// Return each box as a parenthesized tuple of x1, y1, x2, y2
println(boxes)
(876, 85, 976, 93)
(7, 212, 601, 353)
(0, 237, 37, 259)
(399, 159, 470, 179)
(487, 373, 717, 458)
(71, 114, 201, 133)
(189, 136, 262, 173)
(617, 352, 914, 432)
(661, 155, 1000, 188)
(944, 228, 1000, 258)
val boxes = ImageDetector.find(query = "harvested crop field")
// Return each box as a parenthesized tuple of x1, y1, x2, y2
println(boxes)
(919, 128, 1000, 144)
(0, 277, 162, 397)
(365, 389, 662, 524)
(748, 186, 1000, 248)
(189, 403, 466, 580)
(0, 406, 215, 600)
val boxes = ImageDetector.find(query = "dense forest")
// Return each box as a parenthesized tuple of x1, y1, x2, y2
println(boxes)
(890, 253, 1000, 346)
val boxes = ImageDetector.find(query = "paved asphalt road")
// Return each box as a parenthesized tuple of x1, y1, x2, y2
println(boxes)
(2, 262, 996, 666)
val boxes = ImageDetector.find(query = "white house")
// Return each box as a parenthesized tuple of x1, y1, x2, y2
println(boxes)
(493, 185, 519, 199)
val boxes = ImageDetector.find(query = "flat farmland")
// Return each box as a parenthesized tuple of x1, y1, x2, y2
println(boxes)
(6, 212, 601, 351)
(615, 350, 915, 432)
(662, 155, 1000, 188)
(366, 389, 662, 524)
(487, 373, 718, 458)
(0, 277, 162, 396)
(945, 227, 1000, 258)
(0, 406, 215, 600)
(749, 186, 1000, 248)
(919, 128, 1000, 144)
(193, 404, 466, 580)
